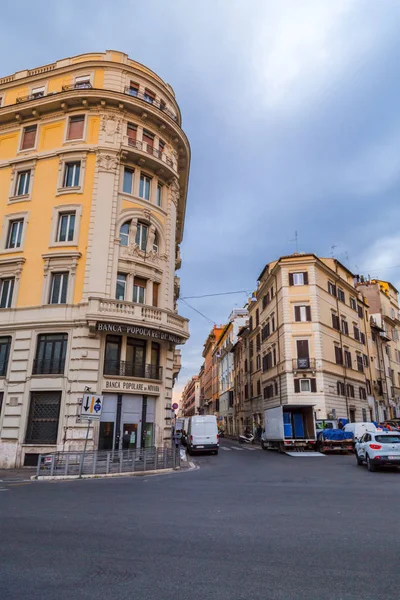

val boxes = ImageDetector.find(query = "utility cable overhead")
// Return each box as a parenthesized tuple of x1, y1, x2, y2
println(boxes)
(180, 289, 252, 300)
(179, 298, 215, 324)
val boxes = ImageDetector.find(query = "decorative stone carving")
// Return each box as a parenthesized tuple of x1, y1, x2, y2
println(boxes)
(170, 177, 179, 207)
(129, 218, 138, 244)
(101, 114, 121, 143)
(148, 225, 156, 251)
(97, 154, 119, 172)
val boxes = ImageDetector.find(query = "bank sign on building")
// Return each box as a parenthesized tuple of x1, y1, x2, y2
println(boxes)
(0, 50, 190, 468)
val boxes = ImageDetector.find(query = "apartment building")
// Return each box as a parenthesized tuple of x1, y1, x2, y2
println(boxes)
(213, 309, 248, 434)
(0, 51, 190, 467)
(181, 375, 200, 417)
(356, 278, 400, 420)
(251, 254, 370, 425)
(232, 326, 249, 434)
(200, 325, 224, 415)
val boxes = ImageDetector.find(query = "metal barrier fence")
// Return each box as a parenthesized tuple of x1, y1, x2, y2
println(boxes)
(36, 446, 179, 478)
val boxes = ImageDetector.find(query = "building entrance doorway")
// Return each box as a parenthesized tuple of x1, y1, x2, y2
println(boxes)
(122, 423, 138, 449)
(99, 422, 114, 450)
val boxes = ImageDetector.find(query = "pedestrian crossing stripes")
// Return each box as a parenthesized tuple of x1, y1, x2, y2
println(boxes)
(220, 446, 259, 452)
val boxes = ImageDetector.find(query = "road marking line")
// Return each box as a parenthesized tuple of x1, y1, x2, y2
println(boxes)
(220, 447, 232, 451)
(230, 447, 244, 451)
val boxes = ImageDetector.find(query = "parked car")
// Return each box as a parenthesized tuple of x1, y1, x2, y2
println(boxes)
(343, 422, 378, 443)
(355, 431, 400, 471)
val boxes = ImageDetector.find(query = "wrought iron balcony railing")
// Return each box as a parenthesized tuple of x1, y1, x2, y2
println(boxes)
(126, 137, 174, 168)
(124, 87, 178, 121)
(32, 358, 66, 375)
(292, 358, 316, 370)
(104, 360, 162, 381)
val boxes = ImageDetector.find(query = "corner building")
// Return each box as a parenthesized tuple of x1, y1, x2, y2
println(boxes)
(0, 51, 190, 467)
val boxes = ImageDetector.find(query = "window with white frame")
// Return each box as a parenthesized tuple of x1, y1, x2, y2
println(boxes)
(300, 379, 311, 392)
(15, 170, 31, 197)
(119, 222, 130, 246)
(116, 273, 127, 300)
(56, 212, 76, 243)
(294, 305, 311, 322)
(328, 281, 337, 296)
(289, 272, 308, 286)
(133, 277, 146, 304)
(74, 75, 91, 89)
(139, 174, 151, 200)
(135, 222, 148, 252)
(0, 278, 14, 308)
(156, 184, 162, 207)
(123, 168, 134, 194)
(31, 86, 45, 99)
(6, 219, 24, 249)
(63, 162, 81, 188)
(49, 272, 69, 304)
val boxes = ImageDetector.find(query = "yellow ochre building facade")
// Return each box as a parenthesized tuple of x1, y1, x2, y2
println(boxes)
(0, 50, 190, 467)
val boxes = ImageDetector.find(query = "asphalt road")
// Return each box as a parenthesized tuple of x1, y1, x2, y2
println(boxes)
(1, 439, 400, 600)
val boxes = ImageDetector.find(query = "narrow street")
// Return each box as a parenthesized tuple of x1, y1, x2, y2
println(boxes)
(1, 440, 400, 600)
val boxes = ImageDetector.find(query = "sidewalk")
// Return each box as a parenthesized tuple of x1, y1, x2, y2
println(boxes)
(0, 468, 36, 482)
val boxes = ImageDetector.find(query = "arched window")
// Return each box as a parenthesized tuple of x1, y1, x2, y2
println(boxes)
(120, 221, 130, 246)
(135, 222, 148, 252)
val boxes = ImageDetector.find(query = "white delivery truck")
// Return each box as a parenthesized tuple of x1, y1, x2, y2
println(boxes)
(186, 415, 219, 455)
(261, 405, 316, 452)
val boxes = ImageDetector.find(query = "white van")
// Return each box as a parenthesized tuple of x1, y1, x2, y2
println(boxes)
(343, 422, 379, 442)
(187, 415, 219, 455)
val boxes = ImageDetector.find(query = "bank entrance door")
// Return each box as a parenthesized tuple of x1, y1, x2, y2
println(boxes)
(121, 423, 138, 449)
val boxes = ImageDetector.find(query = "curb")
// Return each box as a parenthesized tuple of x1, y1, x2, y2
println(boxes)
(32, 467, 176, 481)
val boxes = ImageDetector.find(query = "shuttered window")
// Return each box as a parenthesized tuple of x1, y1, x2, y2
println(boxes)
(337, 288, 345, 302)
(289, 272, 308, 286)
(334, 346, 343, 364)
(337, 381, 345, 396)
(356, 355, 364, 372)
(133, 277, 146, 304)
(328, 281, 337, 296)
(332, 314, 340, 330)
(67, 115, 85, 140)
(152, 282, 159, 307)
(295, 305, 311, 322)
(347, 384, 355, 398)
(127, 122, 137, 140)
(359, 387, 366, 400)
(294, 378, 316, 393)
(353, 326, 360, 341)
(344, 350, 352, 368)
(357, 305, 363, 319)
(21, 125, 37, 150)
(142, 129, 154, 151)
(341, 319, 349, 335)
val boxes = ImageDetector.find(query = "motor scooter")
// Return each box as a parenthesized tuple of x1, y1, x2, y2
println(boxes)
(238, 431, 255, 444)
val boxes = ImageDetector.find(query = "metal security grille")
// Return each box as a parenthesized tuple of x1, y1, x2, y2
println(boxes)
(25, 391, 61, 444)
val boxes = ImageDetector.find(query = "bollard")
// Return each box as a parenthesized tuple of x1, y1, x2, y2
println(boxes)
(106, 452, 110, 474)
(64, 454, 70, 476)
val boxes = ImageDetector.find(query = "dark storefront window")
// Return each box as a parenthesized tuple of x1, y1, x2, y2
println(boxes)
(33, 334, 67, 374)
(25, 391, 61, 444)
(104, 335, 122, 375)
(0, 337, 11, 377)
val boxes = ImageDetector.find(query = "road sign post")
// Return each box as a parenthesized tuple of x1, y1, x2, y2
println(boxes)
(79, 394, 103, 478)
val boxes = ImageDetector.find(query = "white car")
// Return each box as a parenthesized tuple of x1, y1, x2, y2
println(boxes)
(355, 432, 400, 472)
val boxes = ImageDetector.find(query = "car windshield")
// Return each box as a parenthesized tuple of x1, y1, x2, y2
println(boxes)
(375, 435, 400, 444)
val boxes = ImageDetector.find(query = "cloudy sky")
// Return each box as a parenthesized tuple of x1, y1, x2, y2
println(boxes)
(2, 0, 400, 400)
